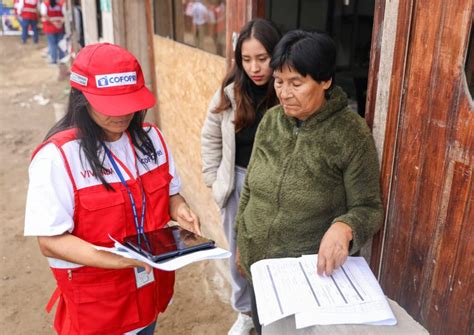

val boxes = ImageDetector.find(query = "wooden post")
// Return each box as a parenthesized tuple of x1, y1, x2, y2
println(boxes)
(81, 0, 99, 44)
(145, 0, 160, 127)
(225, 0, 257, 67)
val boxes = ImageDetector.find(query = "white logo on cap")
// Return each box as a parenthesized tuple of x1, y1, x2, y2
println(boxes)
(95, 72, 137, 88)
(70, 72, 88, 86)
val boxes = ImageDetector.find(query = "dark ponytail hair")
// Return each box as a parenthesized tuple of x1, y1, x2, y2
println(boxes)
(214, 18, 281, 131)
(45, 88, 156, 190)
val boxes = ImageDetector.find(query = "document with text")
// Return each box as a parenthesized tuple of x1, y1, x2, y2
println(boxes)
(250, 255, 396, 328)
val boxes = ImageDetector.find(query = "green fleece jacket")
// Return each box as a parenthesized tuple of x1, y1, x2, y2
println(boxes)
(235, 86, 383, 277)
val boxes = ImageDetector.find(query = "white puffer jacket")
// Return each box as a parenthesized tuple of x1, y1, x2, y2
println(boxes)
(201, 83, 236, 209)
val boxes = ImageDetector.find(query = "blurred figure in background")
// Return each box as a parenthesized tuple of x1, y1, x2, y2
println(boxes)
(41, 0, 66, 64)
(191, 0, 208, 47)
(17, 0, 40, 44)
(184, 0, 194, 32)
(13, 0, 21, 17)
(72, 0, 85, 48)
(209, 0, 225, 55)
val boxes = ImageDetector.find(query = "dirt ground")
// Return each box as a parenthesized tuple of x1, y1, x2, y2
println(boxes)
(0, 36, 236, 334)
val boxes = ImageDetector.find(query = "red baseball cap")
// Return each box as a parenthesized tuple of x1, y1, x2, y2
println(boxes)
(69, 43, 156, 116)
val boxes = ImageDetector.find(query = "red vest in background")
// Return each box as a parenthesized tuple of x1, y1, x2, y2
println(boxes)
(20, 0, 39, 21)
(33, 125, 175, 335)
(42, 1, 64, 34)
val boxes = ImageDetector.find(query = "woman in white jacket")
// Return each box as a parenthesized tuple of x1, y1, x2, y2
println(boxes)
(201, 18, 281, 335)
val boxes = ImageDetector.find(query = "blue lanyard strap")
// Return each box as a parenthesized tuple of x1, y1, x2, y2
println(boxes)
(102, 143, 146, 241)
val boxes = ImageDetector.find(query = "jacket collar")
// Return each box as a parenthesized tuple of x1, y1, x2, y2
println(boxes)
(223, 82, 236, 111)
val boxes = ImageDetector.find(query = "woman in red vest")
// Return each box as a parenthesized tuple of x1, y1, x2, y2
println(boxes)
(18, 0, 39, 44)
(24, 43, 201, 335)
(41, 0, 65, 64)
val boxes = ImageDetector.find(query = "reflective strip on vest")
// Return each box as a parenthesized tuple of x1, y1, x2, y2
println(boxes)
(42, 3, 64, 34)
(21, 3, 38, 20)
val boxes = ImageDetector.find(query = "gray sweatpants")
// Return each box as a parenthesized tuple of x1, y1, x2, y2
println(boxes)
(221, 166, 251, 313)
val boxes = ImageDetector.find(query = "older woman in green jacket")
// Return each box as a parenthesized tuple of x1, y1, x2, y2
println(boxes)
(235, 30, 383, 334)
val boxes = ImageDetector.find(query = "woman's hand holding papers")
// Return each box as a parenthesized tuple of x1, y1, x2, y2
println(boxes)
(317, 222, 353, 276)
(116, 255, 152, 273)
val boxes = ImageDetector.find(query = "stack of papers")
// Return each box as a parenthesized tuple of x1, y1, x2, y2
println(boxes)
(95, 235, 231, 271)
(251, 256, 397, 329)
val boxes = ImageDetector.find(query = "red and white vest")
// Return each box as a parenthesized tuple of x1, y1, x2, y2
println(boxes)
(42, 1, 64, 34)
(21, 0, 39, 21)
(33, 124, 175, 335)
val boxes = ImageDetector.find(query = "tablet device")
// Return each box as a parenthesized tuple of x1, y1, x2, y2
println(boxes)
(123, 226, 215, 263)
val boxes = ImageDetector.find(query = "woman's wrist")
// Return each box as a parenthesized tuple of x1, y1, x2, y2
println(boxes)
(333, 221, 353, 242)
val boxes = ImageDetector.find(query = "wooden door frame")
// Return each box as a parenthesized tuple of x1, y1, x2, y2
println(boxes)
(367, 1, 473, 332)
(366, 0, 416, 276)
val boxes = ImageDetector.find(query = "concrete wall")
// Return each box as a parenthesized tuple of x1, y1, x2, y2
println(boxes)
(153, 36, 228, 249)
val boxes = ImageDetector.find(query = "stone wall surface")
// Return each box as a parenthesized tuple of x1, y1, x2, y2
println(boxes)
(153, 36, 228, 251)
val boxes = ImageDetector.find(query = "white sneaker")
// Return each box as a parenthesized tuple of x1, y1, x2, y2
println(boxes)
(228, 313, 254, 335)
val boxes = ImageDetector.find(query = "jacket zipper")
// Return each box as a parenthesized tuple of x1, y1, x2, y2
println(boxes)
(263, 122, 301, 258)
(293, 125, 300, 136)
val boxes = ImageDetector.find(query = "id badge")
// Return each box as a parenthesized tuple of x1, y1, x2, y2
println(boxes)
(134, 267, 155, 288)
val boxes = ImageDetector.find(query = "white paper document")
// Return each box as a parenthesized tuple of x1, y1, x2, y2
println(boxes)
(250, 255, 397, 328)
(95, 235, 231, 271)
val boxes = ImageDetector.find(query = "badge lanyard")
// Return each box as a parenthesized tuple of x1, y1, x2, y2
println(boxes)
(102, 143, 147, 249)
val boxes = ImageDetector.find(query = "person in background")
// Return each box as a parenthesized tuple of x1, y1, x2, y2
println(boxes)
(184, 0, 195, 33)
(235, 30, 384, 334)
(209, 0, 225, 55)
(191, 0, 208, 47)
(24, 43, 200, 335)
(201, 18, 281, 335)
(40, 0, 66, 64)
(17, 0, 40, 44)
(72, 0, 85, 48)
(13, 0, 21, 17)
